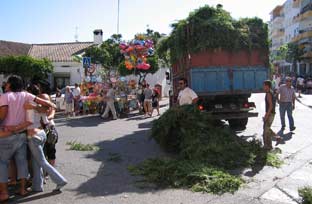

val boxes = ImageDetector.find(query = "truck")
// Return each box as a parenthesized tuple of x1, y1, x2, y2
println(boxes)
(170, 49, 269, 129)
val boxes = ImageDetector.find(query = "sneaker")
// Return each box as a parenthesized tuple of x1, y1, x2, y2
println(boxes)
(290, 126, 296, 131)
(53, 181, 67, 191)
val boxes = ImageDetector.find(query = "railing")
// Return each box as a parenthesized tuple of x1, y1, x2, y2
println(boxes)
(292, 30, 312, 42)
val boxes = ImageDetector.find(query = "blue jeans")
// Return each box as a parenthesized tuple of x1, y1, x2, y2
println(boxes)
(0, 133, 28, 183)
(279, 102, 295, 129)
(28, 130, 67, 191)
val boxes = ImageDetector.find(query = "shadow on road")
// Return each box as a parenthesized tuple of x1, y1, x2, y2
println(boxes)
(5, 191, 62, 204)
(73, 120, 165, 197)
(66, 116, 104, 127)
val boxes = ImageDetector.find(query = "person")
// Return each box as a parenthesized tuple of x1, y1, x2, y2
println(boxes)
(1, 82, 6, 94)
(101, 83, 117, 120)
(0, 75, 56, 201)
(33, 82, 59, 169)
(143, 84, 153, 117)
(296, 75, 304, 98)
(55, 90, 62, 111)
(24, 84, 67, 192)
(177, 78, 198, 106)
(276, 77, 296, 132)
(151, 87, 160, 116)
(72, 83, 81, 116)
(137, 84, 145, 114)
(262, 80, 281, 150)
(64, 86, 74, 118)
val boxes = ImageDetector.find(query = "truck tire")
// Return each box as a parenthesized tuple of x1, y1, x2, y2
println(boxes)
(228, 118, 248, 130)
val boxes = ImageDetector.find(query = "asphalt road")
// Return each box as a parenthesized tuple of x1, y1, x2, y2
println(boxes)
(7, 94, 312, 204)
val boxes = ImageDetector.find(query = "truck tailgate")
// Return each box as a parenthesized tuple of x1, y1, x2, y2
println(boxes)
(190, 67, 268, 95)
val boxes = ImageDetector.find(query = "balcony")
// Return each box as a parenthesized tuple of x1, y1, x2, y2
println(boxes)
(293, 0, 301, 8)
(302, 51, 312, 59)
(301, 9, 312, 20)
(292, 30, 312, 42)
(272, 29, 285, 37)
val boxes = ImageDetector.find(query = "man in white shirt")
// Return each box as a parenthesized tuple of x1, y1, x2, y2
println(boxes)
(296, 76, 304, 98)
(72, 83, 81, 116)
(177, 78, 198, 106)
(101, 83, 117, 120)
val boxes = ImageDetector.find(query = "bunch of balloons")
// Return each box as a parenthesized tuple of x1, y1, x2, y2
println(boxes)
(120, 36, 154, 71)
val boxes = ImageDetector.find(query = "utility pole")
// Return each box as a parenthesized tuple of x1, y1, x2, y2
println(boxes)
(117, 0, 120, 34)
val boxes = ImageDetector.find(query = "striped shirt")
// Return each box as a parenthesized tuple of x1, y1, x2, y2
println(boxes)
(277, 84, 296, 103)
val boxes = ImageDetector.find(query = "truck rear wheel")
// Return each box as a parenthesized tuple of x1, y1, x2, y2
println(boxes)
(228, 118, 248, 130)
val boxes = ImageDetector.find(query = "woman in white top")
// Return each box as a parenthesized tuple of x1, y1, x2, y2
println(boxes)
(25, 84, 67, 192)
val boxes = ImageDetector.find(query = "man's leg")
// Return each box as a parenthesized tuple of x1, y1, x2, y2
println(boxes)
(0, 136, 17, 201)
(14, 138, 29, 196)
(108, 101, 117, 119)
(286, 102, 295, 130)
(279, 103, 286, 130)
(263, 116, 274, 150)
(0, 161, 9, 201)
(143, 101, 148, 115)
(101, 103, 110, 118)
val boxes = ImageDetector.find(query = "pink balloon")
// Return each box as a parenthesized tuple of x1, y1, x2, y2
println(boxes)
(137, 63, 151, 70)
(119, 44, 128, 50)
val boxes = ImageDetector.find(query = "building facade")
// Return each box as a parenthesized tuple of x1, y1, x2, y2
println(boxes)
(269, 0, 312, 75)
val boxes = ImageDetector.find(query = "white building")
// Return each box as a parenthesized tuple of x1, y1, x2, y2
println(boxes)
(0, 29, 169, 96)
(269, 0, 312, 75)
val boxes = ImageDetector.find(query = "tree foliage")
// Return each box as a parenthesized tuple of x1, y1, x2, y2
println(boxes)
(83, 34, 123, 70)
(157, 5, 269, 64)
(0, 55, 53, 80)
(286, 43, 304, 66)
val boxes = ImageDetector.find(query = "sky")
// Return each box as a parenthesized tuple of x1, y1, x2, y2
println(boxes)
(0, 0, 286, 44)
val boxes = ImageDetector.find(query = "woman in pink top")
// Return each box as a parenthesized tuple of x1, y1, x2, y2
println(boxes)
(0, 75, 56, 202)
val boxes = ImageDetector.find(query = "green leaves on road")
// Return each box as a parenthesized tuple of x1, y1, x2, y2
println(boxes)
(128, 159, 243, 194)
(128, 105, 283, 194)
(299, 187, 312, 204)
(66, 141, 99, 151)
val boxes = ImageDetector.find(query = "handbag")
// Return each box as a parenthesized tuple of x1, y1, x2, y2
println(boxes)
(45, 125, 58, 144)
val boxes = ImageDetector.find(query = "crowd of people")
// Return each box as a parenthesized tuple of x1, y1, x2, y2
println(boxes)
(272, 73, 312, 97)
(0, 76, 67, 202)
(60, 81, 162, 120)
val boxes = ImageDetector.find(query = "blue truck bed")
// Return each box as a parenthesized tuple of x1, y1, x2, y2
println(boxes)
(190, 66, 268, 95)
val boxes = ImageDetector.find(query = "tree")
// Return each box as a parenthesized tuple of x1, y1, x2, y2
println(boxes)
(83, 34, 124, 79)
(286, 43, 304, 71)
(0, 56, 53, 82)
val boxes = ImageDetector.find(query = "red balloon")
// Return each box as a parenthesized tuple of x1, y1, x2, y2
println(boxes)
(137, 63, 150, 70)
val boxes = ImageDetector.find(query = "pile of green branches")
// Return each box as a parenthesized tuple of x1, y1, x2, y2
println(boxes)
(299, 187, 312, 204)
(157, 5, 269, 64)
(128, 106, 282, 194)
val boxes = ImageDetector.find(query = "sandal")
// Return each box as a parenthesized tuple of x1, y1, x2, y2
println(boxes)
(15, 188, 30, 197)
(0, 192, 9, 202)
